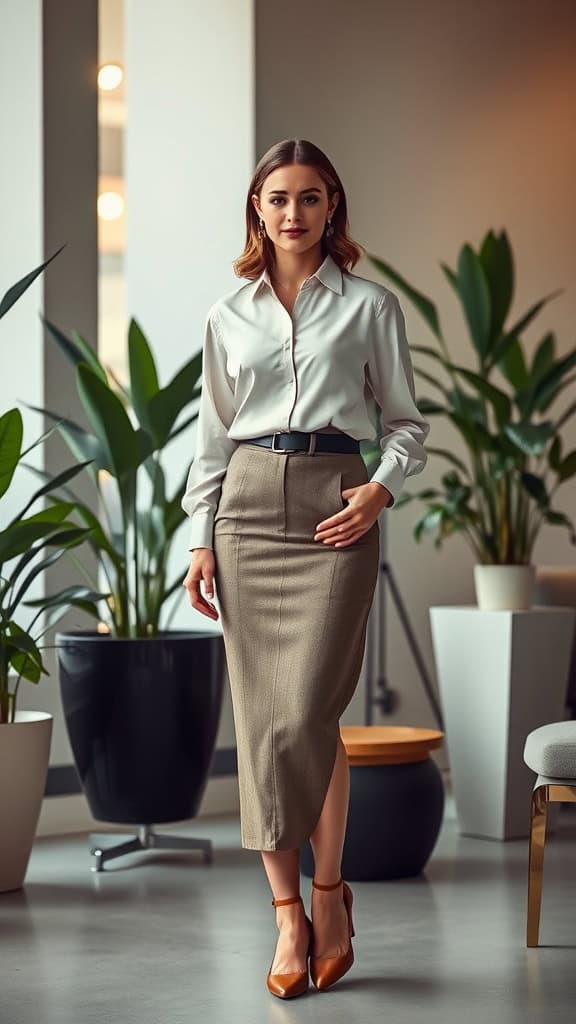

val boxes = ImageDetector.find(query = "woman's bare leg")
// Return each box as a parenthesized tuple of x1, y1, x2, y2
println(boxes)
(261, 848, 310, 973)
(308, 736, 352, 957)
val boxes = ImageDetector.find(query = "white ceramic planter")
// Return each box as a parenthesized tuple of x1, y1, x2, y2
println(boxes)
(474, 564, 535, 610)
(0, 711, 53, 893)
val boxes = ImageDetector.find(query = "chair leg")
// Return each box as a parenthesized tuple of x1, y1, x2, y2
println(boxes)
(527, 785, 548, 947)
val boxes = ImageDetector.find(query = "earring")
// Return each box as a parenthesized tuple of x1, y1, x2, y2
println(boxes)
(325, 219, 334, 238)
(258, 218, 266, 239)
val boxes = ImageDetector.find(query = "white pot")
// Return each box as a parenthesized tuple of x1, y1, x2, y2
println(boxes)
(473, 564, 536, 611)
(0, 711, 53, 893)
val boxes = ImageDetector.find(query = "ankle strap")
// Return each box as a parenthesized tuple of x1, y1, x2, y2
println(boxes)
(271, 894, 303, 907)
(312, 876, 343, 890)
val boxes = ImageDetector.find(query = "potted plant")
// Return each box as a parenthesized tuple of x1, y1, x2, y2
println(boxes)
(367, 229, 576, 609)
(0, 253, 95, 892)
(24, 320, 225, 842)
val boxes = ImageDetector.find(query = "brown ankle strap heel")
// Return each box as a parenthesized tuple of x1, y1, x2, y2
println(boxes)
(309, 876, 356, 991)
(312, 876, 342, 891)
(267, 893, 313, 999)
(271, 893, 303, 907)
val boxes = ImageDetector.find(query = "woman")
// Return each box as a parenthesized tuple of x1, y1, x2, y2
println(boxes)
(181, 139, 429, 998)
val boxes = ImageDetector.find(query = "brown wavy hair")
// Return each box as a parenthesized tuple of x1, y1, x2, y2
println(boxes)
(233, 139, 365, 280)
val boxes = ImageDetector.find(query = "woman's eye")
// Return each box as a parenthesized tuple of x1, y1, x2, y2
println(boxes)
(270, 196, 319, 205)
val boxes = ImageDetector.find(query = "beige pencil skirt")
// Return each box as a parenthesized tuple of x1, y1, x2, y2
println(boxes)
(212, 436, 380, 851)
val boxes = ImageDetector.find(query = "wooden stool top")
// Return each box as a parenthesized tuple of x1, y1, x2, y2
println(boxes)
(340, 725, 444, 765)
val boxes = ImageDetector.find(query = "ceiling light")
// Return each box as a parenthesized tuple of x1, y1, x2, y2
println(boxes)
(98, 64, 124, 91)
(98, 191, 125, 221)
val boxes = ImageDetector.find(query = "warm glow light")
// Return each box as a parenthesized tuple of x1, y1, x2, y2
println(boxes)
(98, 191, 124, 221)
(98, 63, 124, 91)
(97, 622, 110, 634)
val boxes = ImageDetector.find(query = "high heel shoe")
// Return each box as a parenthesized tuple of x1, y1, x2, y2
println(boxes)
(309, 876, 355, 991)
(266, 894, 313, 999)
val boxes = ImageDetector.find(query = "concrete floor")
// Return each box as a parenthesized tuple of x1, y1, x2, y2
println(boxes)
(3, 799, 576, 1024)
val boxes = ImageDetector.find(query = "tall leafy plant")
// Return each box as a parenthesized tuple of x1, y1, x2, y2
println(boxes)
(0, 251, 96, 723)
(366, 230, 576, 563)
(25, 320, 202, 637)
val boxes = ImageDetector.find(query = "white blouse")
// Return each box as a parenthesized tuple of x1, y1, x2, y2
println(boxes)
(182, 253, 430, 550)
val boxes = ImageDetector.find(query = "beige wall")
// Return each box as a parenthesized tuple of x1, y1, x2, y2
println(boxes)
(256, 0, 576, 731)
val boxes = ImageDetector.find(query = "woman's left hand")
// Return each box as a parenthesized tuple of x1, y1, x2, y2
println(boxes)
(314, 482, 393, 548)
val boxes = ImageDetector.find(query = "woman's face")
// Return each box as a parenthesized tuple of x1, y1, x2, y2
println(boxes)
(251, 163, 339, 257)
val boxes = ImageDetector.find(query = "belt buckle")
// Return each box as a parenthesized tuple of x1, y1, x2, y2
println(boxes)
(272, 431, 299, 453)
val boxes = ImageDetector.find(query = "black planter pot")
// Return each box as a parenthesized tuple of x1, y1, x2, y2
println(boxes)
(56, 630, 225, 825)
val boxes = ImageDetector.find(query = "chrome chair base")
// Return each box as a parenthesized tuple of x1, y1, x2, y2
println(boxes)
(89, 824, 213, 872)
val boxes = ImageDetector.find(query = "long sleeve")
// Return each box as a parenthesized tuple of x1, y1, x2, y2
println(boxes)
(365, 291, 430, 504)
(181, 307, 238, 550)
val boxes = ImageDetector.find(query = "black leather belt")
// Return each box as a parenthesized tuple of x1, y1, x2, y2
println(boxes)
(240, 431, 360, 454)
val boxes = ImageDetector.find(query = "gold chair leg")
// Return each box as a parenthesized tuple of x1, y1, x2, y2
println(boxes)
(527, 785, 548, 947)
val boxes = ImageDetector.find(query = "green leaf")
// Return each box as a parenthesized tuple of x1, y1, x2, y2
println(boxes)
(417, 399, 446, 415)
(448, 413, 495, 453)
(508, 290, 563, 337)
(452, 367, 511, 427)
(43, 526, 91, 548)
(557, 451, 576, 483)
(531, 333, 555, 381)
(0, 245, 65, 320)
(23, 585, 109, 609)
(10, 648, 42, 684)
(6, 623, 46, 677)
(164, 405, 200, 445)
(497, 337, 529, 391)
(479, 230, 514, 346)
(21, 463, 123, 566)
(440, 261, 459, 295)
(410, 344, 449, 368)
(77, 363, 146, 478)
(531, 351, 576, 413)
(0, 507, 75, 562)
(8, 545, 70, 615)
(414, 366, 449, 397)
(137, 507, 165, 560)
(490, 292, 564, 371)
(19, 459, 92, 520)
(365, 254, 442, 339)
(448, 388, 488, 427)
(521, 472, 549, 507)
(22, 401, 105, 479)
(456, 244, 492, 360)
(147, 353, 202, 447)
(0, 408, 23, 499)
(540, 509, 576, 544)
(128, 319, 159, 435)
(71, 329, 107, 381)
(549, 436, 562, 471)
(505, 422, 554, 456)
(426, 446, 470, 475)
(21, 502, 75, 526)
(42, 316, 107, 382)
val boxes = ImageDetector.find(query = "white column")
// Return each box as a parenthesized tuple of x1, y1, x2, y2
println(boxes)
(124, 0, 255, 632)
(0, 0, 98, 767)
(0, 0, 43, 486)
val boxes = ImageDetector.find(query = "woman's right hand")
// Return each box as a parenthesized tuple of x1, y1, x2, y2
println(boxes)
(182, 548, 219, 621)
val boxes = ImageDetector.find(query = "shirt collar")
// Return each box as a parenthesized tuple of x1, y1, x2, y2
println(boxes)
(250, 252, 343, 299)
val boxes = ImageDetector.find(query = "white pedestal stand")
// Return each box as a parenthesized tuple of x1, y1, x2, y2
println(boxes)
(430, 606, 576, 839)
